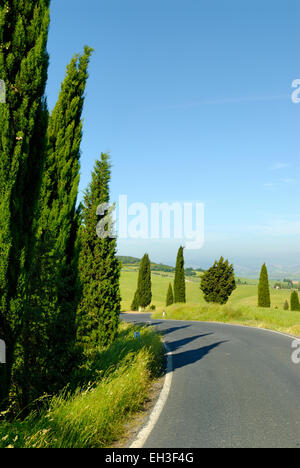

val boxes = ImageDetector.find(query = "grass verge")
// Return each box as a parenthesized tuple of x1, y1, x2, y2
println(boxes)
(152, 303, 300, 337)
(0, 322, 164, 448)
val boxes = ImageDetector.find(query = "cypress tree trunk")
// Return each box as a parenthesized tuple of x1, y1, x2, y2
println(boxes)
(77, 153, 121, 348)
(174, 247, 186, 303)
(0, 0, 50, 406)
(258, 263, 271, 308)
(166, 283, 174, 306)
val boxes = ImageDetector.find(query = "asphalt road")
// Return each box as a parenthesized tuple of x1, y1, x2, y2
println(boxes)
(122, 313, 300, 448)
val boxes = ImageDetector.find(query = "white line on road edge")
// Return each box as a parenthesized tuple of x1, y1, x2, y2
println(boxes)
(130, 342, 173, 448)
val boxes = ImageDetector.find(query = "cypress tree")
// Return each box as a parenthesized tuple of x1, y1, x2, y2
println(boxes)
(258, 263, 271, 308)
(166, 283, 174, 307)
(283, 300, 289, 311)
(200, 257, 236, 304)
(21, 47, 93, 399)
(137, 254, 152, 309)
(174, 247, 186, 303)
(0, 0, 50, 406)
(77, 153, 121, 348)
(291, 291, 300, 312)
(131, 290, 139, 311)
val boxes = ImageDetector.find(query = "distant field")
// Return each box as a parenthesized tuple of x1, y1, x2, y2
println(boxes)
(120, 269, 292, 312)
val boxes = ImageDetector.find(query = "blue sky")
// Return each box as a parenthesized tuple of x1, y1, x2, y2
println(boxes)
(46, 0, 300, 276)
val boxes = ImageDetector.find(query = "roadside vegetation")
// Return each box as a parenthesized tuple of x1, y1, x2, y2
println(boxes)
(0, 322, 163, 448)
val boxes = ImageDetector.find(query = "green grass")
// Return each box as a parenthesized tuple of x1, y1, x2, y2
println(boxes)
(120, 270, 292, 312)
(0, 322, 163, 448)
(152, 303, 300, 337)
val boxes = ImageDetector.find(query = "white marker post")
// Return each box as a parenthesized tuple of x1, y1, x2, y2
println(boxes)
(0, 80, 6, 104)
(0, 339, 6, 364)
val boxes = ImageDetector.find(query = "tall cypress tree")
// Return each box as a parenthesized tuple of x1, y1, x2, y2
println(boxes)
(166, 283, 174, 307)
(131, 290, 139, 311)
(258, 263, 271, 308)
(174, 247, 186, 303)
(0, 0, 50, 406)
(137, 254, 152, 309)
(131, 254, 152, 311)
(26, 47, 94, 398)
(77, 153, 121, 348)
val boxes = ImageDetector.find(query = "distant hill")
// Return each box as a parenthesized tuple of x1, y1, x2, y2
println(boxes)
(118, 256, 175, 272)
(117, 256, 140, 265)
(117, 256, 205, 276)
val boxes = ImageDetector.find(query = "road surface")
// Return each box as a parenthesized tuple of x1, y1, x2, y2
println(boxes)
(122, 313, 300, 448)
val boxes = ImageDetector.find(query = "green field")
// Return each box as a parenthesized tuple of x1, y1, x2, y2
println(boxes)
(120, 268, 300, 335)
(120, 269, 292, 312)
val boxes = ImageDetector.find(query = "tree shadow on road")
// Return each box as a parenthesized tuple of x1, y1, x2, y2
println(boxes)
(167, 341, 228, 372)
(160, 325, 193, 336)
(166, 333, 214, 353)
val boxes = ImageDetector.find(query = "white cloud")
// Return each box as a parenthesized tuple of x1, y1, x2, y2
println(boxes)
(269, 162, 291, 171)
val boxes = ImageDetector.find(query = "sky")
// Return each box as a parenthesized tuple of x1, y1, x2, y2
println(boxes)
(46, 0, 300, 277)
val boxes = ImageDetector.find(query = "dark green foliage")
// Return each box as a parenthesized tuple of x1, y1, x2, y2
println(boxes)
(258, 263, 271, 308)
(137, 254, 152, 309)
(0, 0, 50, 406)
(131, 290, 139, 311)
(132, 254, 152, 310)
(77, 154, 121, 348)
(200, 257, 236, 305)
(166, 283, 174, 307)
(15, 47, 94, 404)
(290, 291, 300, 312)
(283, 300, 289, 311)
(174, 247, 186, 303)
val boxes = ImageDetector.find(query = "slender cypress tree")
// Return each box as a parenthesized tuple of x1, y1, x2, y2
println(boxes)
(166, 283, 174, 307)
(132, 255, 152, 310)
(77, 153, 121, 348)
(200, 257, 236, 304)
(174, 247, 186, 303)
(131, 290, 139, 311)
(0, 0, 50, 406)
(291, 291, 300, 312)
(258, 263, 271, 308)
(20, 47, 93, 399)
(137, 254, 152, 309)
(283, 300, 289, 311)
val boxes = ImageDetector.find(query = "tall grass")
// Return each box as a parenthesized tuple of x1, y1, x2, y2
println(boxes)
(152, 303, 300, 336)
(0, 322, 163, 448)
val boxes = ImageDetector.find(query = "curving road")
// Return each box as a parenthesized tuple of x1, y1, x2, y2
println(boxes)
(122, 313, 300, 448)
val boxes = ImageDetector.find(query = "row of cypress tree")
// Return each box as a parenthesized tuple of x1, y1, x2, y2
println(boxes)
(165, 246, 186, 306)
(0, 1, 120, 411)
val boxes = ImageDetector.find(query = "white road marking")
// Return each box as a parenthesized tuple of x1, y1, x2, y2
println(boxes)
(130, 342, 173, 448)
